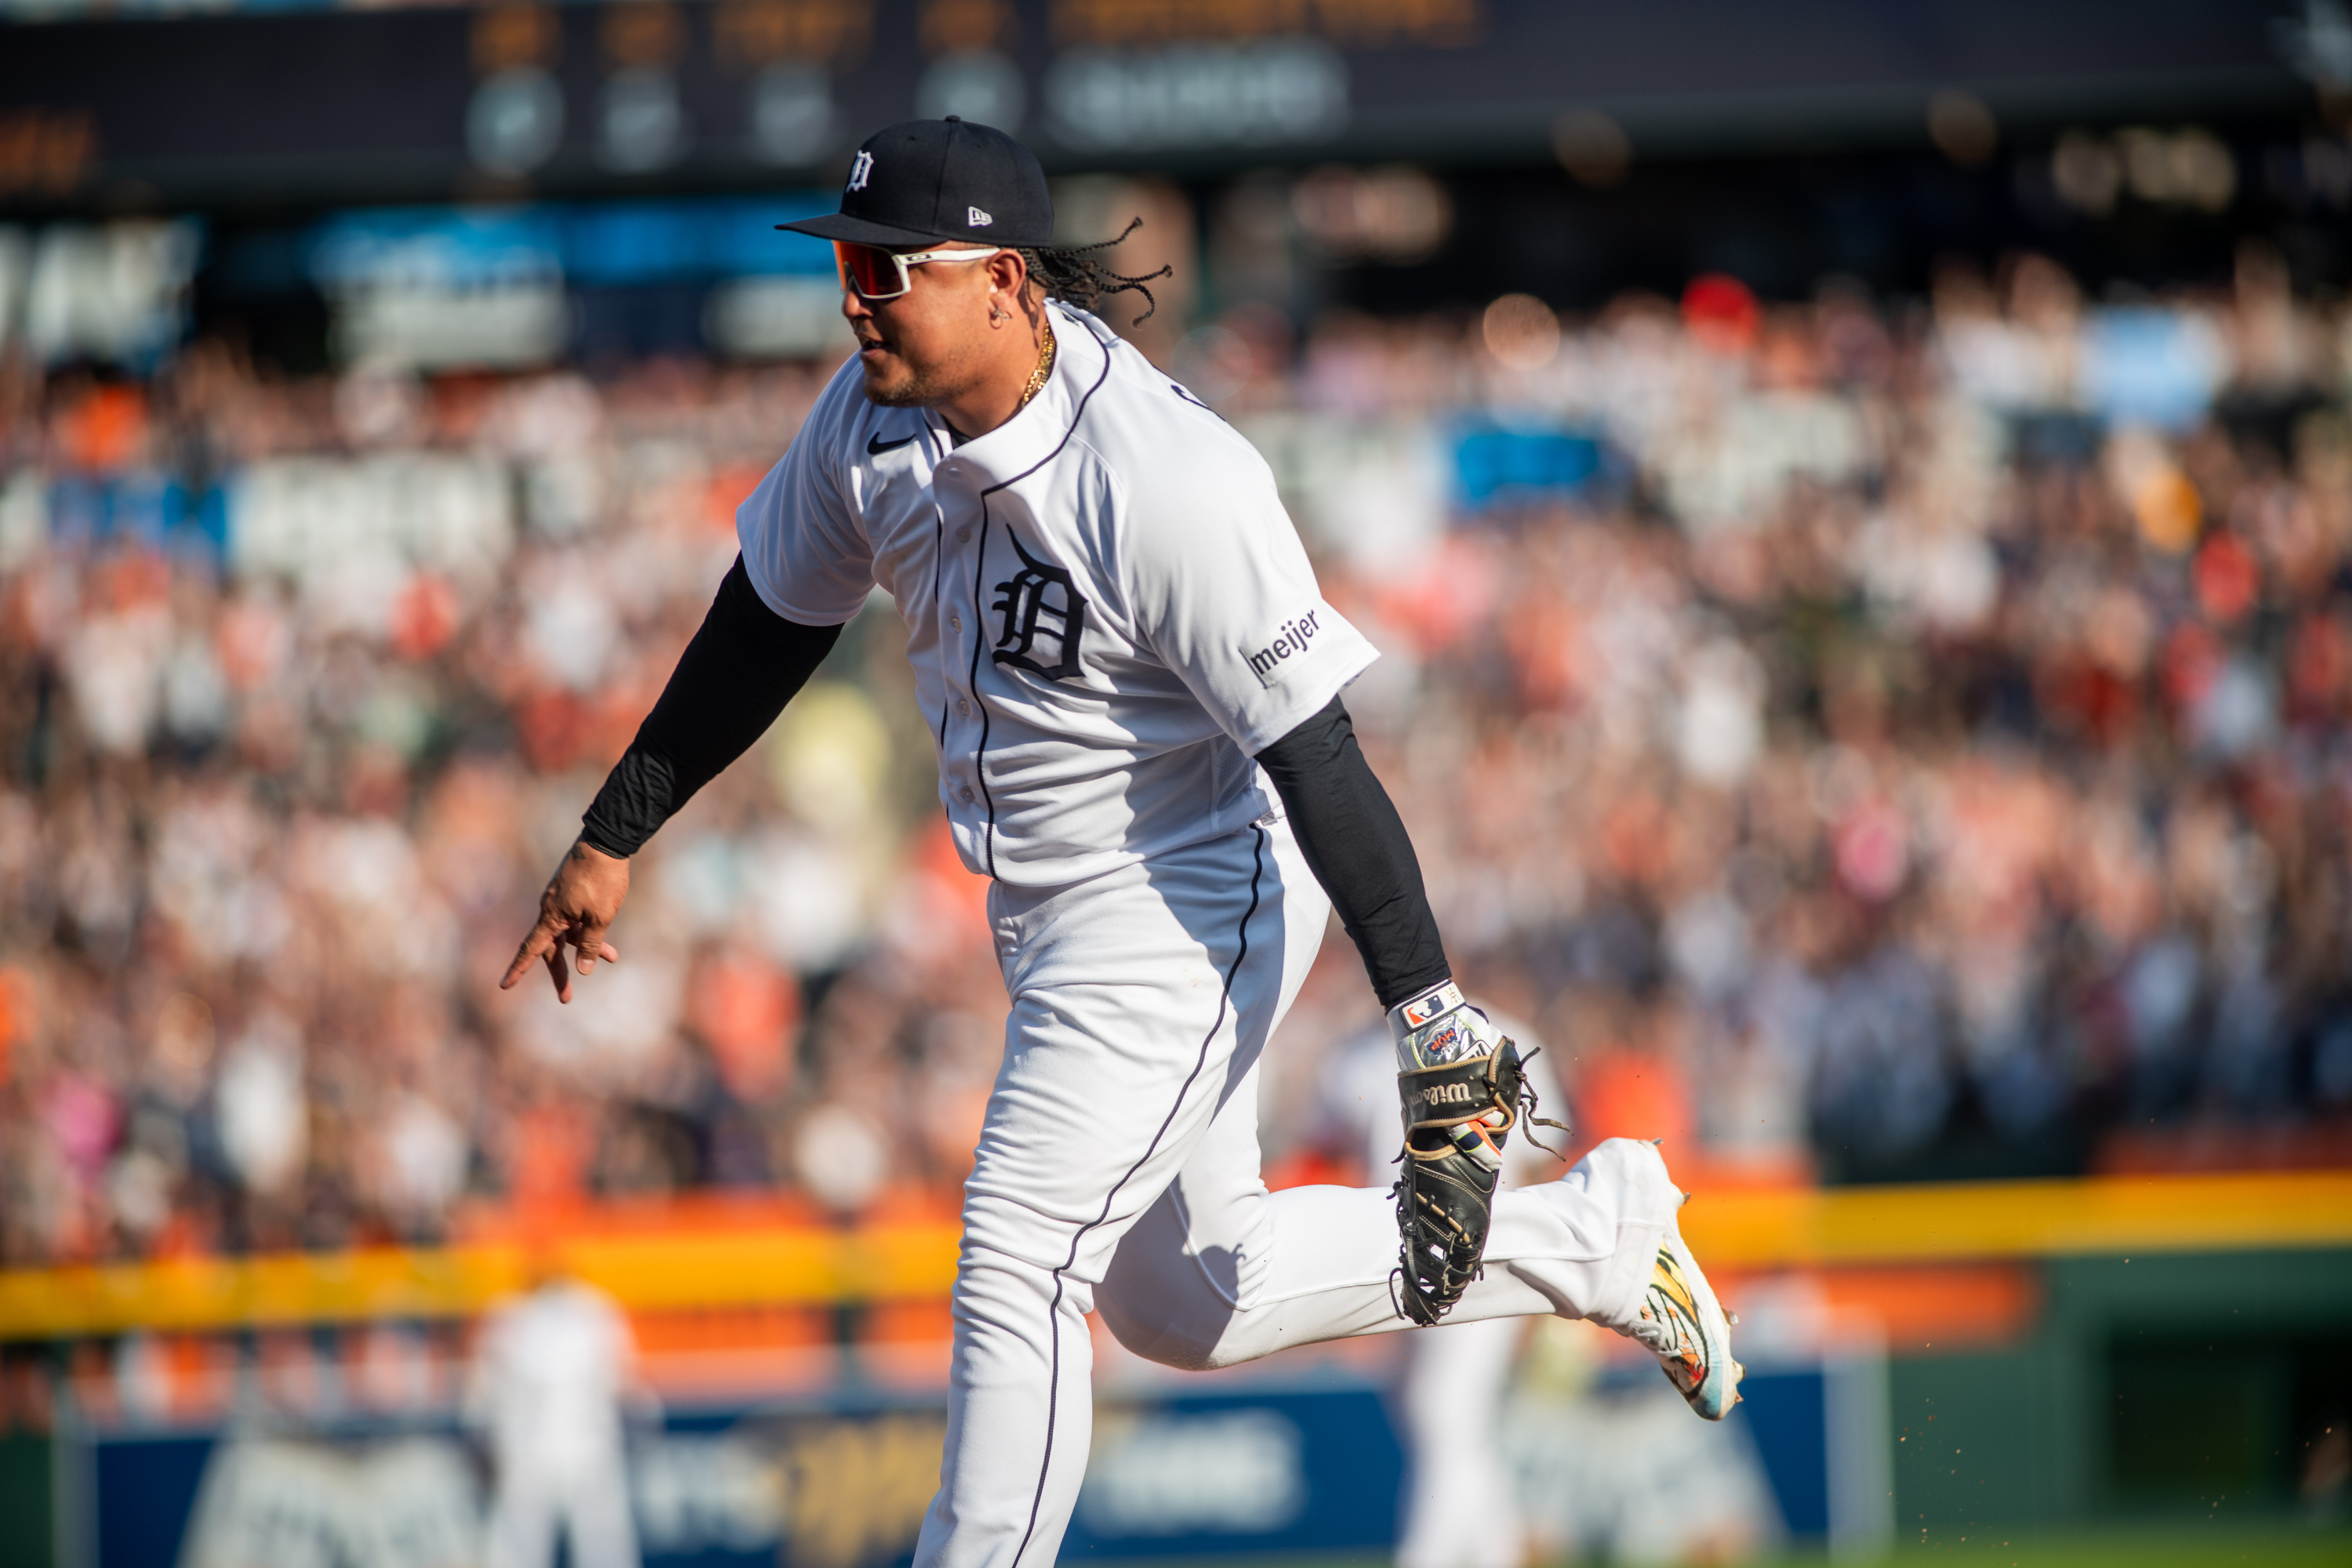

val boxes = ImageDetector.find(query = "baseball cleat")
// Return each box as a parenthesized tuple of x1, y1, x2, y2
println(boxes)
(1629, 1231, 1743, 1421)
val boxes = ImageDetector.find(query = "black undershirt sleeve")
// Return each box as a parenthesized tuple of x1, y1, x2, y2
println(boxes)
(579, 555, 842, 858)
(1255, 695, 1451, 1010)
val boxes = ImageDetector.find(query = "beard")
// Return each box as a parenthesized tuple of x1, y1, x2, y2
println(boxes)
(858, 329, 989, 409)
(859, 358, 946, 407)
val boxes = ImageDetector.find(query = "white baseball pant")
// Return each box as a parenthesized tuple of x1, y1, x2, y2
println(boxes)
(910, 818, 1684, 1568)
(1394, 1316, 1527, 1568)
(485, 1452, 640, 1568)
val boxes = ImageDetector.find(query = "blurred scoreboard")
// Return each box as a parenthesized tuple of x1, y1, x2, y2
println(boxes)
(0, 0, 2319, 210)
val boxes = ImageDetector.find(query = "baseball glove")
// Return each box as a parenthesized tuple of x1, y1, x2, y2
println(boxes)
(1386, 985, 1566, 1326)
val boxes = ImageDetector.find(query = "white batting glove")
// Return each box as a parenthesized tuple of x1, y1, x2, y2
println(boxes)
(1387, 980, 1506, 1073)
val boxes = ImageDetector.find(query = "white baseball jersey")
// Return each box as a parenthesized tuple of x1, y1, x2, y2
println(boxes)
(736, 300, 1378, 887)
(469, 1280, 635, 1478)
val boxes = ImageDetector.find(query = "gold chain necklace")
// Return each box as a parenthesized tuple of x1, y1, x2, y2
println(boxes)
(1018, 320, 1057, 409)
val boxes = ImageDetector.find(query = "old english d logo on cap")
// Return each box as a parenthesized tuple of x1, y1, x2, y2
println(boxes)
(777, 118, 1054, 250)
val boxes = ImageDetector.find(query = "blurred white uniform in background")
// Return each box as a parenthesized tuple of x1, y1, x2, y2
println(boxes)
(468, 1276, 648, 1568)
(1321, 1010, 1566, 1568)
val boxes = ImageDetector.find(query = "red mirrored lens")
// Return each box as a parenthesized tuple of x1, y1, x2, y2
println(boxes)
(834, 242, 906, 299)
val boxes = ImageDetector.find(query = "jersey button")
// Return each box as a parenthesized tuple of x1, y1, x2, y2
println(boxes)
(956, 698, 971, 717)
(959, 786, 976, 803)
(949, 615, 962, 632)
(956, 527, 971, 543)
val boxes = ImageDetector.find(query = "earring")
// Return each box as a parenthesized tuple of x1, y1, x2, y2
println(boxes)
(989, 305, 1008, 323)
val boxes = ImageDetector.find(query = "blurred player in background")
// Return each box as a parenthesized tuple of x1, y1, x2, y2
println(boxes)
(467, 1255, 655, 1568)
(1319, 1001, 1566, 1568)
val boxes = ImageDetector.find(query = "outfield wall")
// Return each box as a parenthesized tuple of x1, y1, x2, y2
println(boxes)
(2, 1173, 2347, 1562)
(1890, 1250, 2352, 1537)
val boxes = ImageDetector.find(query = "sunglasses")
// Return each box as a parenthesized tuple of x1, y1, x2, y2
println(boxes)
(834, 241, 1008, 301)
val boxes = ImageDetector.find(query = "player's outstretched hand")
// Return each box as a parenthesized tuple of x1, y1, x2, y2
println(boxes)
(501, 840, 630, 1004)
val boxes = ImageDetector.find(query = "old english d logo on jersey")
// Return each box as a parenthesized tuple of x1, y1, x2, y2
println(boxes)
(991, 534, 1088, 681)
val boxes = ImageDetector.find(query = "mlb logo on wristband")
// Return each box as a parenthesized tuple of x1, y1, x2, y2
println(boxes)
(1400, 982, 1464, 1030)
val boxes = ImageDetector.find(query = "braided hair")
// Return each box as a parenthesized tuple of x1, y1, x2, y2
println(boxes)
(1018, 218, 1174, 325)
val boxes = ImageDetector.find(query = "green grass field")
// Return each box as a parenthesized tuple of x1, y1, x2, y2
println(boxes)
(1169, 1527, 2352, 1568)
(1773, 1522, 2352, 1567)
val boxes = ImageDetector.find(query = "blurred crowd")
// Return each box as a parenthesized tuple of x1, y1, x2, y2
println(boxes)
(2, 241, 2350, 1269)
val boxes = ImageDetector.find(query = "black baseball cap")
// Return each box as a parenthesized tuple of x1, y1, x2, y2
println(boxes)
(778, 118, 1054, 250)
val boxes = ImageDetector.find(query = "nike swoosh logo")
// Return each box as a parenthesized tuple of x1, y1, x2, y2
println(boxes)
(867, 430, 916, 456)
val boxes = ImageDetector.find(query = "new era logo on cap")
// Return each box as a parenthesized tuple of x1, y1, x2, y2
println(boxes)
(968, 206, 993, 227)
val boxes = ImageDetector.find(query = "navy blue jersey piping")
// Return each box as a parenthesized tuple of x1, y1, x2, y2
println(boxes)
(929, 423, 952, 749)
(964, 320, 1116, 880)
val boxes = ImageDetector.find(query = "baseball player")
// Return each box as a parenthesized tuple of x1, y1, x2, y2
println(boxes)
(468, 1260, 651, 1568)
(501, 118, 1739, 1568)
